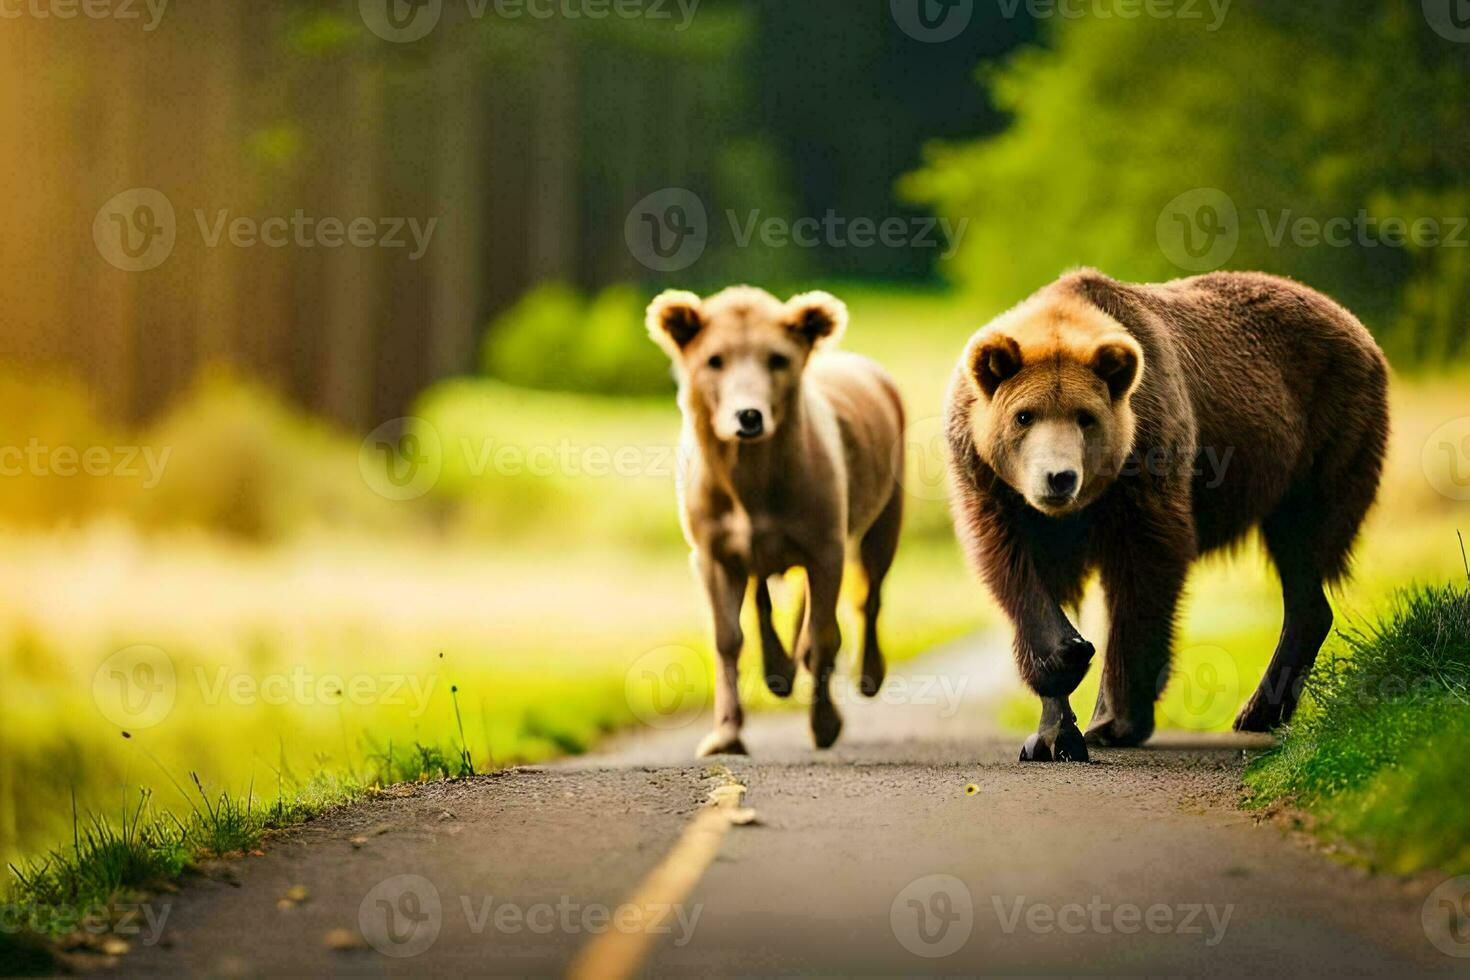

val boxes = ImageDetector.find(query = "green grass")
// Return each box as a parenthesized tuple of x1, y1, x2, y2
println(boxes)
(1244, 573, 1470, 874)
(0, 735, 492, 942)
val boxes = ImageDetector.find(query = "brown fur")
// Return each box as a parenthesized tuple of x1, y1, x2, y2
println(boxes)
(648, 286, 906, 756)
(946, 269, 1389, 746)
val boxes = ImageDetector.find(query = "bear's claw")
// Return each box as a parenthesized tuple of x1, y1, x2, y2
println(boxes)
(1232, 691, 1286, 733)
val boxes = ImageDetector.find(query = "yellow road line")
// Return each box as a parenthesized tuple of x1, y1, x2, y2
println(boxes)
(566, 766, 754, 980)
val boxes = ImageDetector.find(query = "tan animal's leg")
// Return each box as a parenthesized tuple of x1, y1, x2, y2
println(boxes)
(805, 551, 845, 749)
(857, 488, 903, 697)
(696, 554, 749, 757)
(754, 578, 797, 698)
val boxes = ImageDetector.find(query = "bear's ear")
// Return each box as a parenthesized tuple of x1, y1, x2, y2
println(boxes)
(784, 291, 848, 349)
(1091, 336, 1144, 401)
(967, 333, 1023, 399)
(646, 290, 704, 356)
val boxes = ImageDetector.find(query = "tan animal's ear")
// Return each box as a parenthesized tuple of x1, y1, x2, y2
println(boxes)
(784, 291, 848, 349)
(1091, 335, 1144, 400)
(967, 333, 1023, 399)
(646, 290, 704, 356)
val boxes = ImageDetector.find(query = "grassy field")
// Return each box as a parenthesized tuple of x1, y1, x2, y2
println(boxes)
(1, 286, 1465, 924)
(0, 288, 988, 886)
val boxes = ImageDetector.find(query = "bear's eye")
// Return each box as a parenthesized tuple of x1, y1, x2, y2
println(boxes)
(1078, 411, 1097, 429)
(768, 353, 790, 371)
(707, 355, 724, 370)
(1015, 411, 1035, 427)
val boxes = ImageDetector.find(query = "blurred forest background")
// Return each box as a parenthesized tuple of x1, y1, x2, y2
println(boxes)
(0, 0, 1467, 876)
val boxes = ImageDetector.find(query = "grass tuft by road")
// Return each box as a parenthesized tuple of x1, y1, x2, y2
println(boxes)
(1245, 571, 1470, 874)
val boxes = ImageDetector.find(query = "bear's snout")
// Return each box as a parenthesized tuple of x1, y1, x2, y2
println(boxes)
(1046, 469, 1078, 498)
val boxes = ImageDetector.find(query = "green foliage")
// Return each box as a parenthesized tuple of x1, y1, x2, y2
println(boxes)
(903, 1, 1470, 364)
(138, 371, 404, 540)
(481, 283, 673, 397)
(1245, 577, 1470, 872)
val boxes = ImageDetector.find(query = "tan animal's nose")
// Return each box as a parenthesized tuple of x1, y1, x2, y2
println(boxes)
(736, 409, 764, 439)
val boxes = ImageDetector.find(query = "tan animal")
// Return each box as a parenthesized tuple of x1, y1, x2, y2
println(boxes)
(647, 286, 906, 756)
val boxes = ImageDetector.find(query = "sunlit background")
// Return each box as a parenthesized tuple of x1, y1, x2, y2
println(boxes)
(0, 0, 1467, 878)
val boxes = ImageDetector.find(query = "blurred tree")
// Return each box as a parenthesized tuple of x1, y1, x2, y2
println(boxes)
(903, 0, 1470, 364)
(0, 0, 1027, 422)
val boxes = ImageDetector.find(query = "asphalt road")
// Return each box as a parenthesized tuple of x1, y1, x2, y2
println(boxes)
(102, 634, 1466, 978)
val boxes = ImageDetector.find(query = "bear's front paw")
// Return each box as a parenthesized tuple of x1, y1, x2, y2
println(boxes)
(1032, 635, 1095, 697)
(1019, 716, 1089, 763)
(1084, 714, 1153, 748)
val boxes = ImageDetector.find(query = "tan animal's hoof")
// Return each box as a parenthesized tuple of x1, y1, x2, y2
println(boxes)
(763, 659, 797, 699)
(811, 703, 843, 750)
(696, 731, 748, 758)
(859, 659, 886, 698)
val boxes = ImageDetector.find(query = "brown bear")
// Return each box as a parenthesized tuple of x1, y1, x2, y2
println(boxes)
(944, 269, 1389, 761)
(647, 286, 906, 756)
